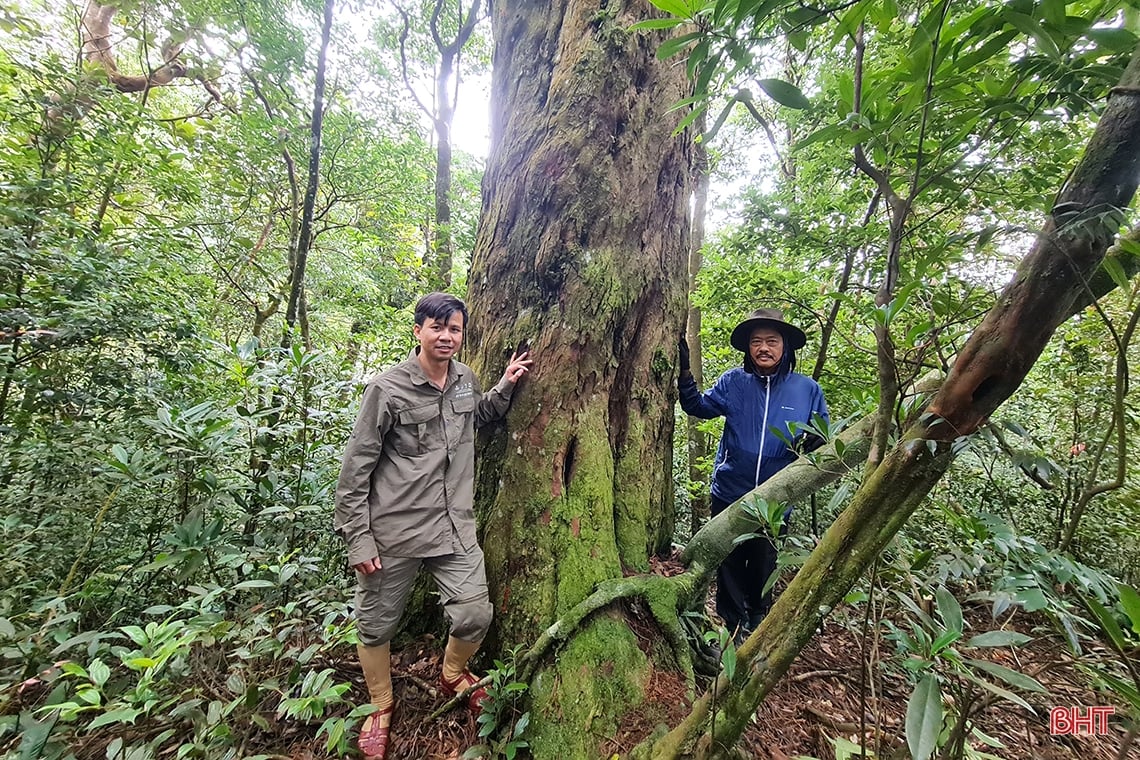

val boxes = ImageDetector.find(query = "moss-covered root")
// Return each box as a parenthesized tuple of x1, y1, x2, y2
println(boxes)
(518, 572, 693, 685)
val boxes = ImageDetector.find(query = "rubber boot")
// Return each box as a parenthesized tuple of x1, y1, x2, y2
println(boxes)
(357, 643, 393, 760)
(439, 635, 488, 713)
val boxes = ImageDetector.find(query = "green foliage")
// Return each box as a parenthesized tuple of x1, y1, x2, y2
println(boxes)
(463, 645, 531, 760)
(0, 0, 462, 755)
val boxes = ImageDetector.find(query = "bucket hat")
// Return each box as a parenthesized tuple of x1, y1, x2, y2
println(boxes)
(730, 308, 807, 352)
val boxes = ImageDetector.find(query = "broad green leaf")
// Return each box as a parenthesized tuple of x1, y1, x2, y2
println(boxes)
(1086, 27, 1138, 53)
(793, 123, 848, 152)
(936, 587, 963, 635)
(656, 32, 702, 60)
(1003, 11, 1061, 59)
(123, 657, 158, 670)
(711, 0, 736, 25)
(966, 630, 1032, 648)
(722, 639, 737, 680)
(875, 0, 898, 29)
(77, 688, 101, 705)
(673, 102, 709, 135)
(1094, 671, 1140, 710)
(964, 672, 1036, 713)
(647, 0, 692, 19)
(628, 18, 687, 31)
(784, 5, 826, 28)
(687, 39, 710, 79)
(1015, 588, 1048, 612)
(953, 31, 1017, 74)
(1085, 595, 1127, 652)
(931, 629, 962, 655)
(17, 711, 57, 760)
(60, 662, 89, 679)
(120, 625, 147, 646)
(1118, 584, 1140, 635)
(835, 0, 872, 40)
(232, 579, 275, 590)
(1102, 256, 1129, 291)
(910, 0, 949, 55)
(906, 674, 943, 760)
(88, 659, 111, 688)
(88, 707, 142, 730)
(965, 659, 1047, 693)
(757, 78, 810, 109)
(830, 736, 871, 760)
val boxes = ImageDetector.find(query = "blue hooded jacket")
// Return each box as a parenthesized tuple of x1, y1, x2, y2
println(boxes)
(679, 362, 829, 505)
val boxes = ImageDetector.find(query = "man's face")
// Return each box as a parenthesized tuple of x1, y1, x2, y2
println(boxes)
(749, 327, 784, 374)
(414, 311, 465, 362)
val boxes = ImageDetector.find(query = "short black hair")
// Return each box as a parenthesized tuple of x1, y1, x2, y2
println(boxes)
(414, 292, 468, 328)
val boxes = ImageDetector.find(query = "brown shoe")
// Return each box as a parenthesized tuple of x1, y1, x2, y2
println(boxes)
(439, 670, 488, 714)
(357, 704, 394, 760)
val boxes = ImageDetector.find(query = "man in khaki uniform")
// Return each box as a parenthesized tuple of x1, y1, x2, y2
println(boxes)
(335, 292, 532, 760)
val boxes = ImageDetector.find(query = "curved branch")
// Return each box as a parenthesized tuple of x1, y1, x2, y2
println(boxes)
(395, 5, 434, 120)
(81, 1, 188, 92)
(1059, 286, 1140, 550)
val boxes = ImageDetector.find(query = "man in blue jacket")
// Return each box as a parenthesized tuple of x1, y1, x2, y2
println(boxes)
(679, 308, 829, 643)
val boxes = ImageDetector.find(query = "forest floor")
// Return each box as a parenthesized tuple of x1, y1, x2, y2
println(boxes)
(306, 575, 1135, 760)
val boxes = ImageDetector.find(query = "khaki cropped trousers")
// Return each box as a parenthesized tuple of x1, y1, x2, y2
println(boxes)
(354, 545, 493, 647)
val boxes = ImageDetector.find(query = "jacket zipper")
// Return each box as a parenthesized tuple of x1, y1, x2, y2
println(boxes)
(754, 374, 771, 487)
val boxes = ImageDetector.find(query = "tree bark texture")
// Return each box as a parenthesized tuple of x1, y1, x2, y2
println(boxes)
(465, 0, 693, 754)
(644, 45, 1140, 759)
(81, 1, 188, 92)
(687, 133, 710, 537)
(284, 0, 333, 342)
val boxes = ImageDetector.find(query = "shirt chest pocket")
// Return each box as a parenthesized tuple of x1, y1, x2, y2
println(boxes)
(446, 396, 475, 446)
(393, 402, 442, 457)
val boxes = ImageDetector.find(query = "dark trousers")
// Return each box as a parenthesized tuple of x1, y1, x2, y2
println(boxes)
(711, 496, 781, 635)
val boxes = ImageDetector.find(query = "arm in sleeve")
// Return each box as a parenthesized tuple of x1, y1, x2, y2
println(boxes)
(678, 371, 730, 420)
(474, 374, 515, 428)
(334, 381, 393, 566)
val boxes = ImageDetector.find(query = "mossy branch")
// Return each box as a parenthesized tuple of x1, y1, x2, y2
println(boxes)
(678, 411, 877, 597)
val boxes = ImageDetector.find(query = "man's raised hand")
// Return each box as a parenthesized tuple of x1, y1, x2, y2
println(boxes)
(503, 351, 533, 385)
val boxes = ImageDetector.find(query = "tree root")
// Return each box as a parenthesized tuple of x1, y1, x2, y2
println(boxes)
(516, 572, 695, 686)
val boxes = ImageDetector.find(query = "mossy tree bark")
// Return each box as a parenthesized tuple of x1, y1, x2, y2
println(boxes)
(464, 0, 693, 755)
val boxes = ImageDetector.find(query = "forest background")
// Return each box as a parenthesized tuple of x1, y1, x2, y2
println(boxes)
(1, 0, 1140, 758)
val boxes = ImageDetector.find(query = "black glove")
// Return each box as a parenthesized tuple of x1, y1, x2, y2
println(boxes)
(800, 432, 826, 453)
(678, 337, 691, 374)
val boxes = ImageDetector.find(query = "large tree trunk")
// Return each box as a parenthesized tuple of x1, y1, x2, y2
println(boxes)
(465, 0, 693, 754)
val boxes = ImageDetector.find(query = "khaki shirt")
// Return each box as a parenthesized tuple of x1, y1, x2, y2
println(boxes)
(334, 357, 513, 563)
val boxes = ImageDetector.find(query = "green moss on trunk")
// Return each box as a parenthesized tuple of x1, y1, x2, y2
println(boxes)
(527, 614, 650, 758)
